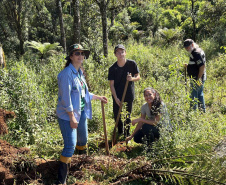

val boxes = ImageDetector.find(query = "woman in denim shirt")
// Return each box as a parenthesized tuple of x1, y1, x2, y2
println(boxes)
(56, 44, 107, 184)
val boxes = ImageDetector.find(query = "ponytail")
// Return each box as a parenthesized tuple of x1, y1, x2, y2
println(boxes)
(64, 59, 71, 68)
(64, 51, 74, 68)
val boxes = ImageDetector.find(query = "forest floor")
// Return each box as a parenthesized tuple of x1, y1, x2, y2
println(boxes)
(0, 138, 150, 185)
(0, 137, 226, 185)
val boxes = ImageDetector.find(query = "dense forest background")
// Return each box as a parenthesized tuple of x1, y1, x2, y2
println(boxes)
(0, 0, 226, 184)
(0, 0, 226, 57)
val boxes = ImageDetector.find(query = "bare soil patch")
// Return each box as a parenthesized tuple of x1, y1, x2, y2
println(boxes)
(0, 138, 146, 185)
(0, 109, 15, 135)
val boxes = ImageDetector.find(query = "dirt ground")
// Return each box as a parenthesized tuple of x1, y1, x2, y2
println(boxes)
(0, 138, 148, 185)
(0, 137, 225, 185)
(0, 109, 15, 135)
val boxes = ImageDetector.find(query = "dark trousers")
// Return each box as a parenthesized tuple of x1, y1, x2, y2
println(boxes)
(113, 99, 133, 137)
(134, 124, 160, 146)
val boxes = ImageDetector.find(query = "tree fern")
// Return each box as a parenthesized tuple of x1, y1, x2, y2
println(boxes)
(26, 41, 61, 60)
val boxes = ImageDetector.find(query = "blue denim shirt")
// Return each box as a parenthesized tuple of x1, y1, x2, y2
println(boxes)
(56, 63, 93, 122)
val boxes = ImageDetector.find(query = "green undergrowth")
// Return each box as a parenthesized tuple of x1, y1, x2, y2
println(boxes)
(0, 41, 225, 184)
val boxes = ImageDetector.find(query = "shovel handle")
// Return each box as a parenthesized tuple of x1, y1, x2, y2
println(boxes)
(101, 101, 110, 156)
(184, 65, 187, 93)
(112, 80, 129, 146)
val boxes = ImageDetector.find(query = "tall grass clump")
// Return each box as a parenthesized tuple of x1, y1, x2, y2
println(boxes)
(0, 54, 64, 149)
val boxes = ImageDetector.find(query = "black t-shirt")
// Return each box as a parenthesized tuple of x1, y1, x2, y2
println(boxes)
(108, 59, 139, 102)
(187, 48, 206, 81)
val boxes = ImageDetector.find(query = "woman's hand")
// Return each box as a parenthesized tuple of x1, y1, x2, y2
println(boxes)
(99, 96, 108, 104)
(67, 111, 78, 129)
(92, 95, 108, 104)
(70, 116, 78, 129)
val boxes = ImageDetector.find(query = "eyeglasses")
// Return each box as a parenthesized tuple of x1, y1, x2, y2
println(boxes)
(74, 51, 85, 56)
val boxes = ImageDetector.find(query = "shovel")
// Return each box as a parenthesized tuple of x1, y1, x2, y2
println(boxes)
(184, 65, 187, 94)
(112, 80, 129, 146)
(101, 101, 110, 156)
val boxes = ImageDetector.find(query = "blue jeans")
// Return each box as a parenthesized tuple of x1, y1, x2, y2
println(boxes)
(58, 111, 88, 157)
(190, 81, 206, 112)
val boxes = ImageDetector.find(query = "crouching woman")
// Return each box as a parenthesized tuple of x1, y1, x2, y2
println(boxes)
(126, 87, 171, 147)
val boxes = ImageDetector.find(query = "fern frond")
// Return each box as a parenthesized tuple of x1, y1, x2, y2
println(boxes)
(26, 41, 45, 54)
(25, 41, 61, 59)
(110, 162, 225, 185)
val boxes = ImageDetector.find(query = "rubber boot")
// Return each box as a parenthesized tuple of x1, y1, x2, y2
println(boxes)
(75, 145, 87, 155)
(57, 161, 68, 185)
(78, 149, 87, 155)
(56, 155, 71, 185)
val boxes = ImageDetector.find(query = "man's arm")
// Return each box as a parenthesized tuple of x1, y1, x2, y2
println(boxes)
(198, 64, 205, 80)
(109, 80, 121, 106)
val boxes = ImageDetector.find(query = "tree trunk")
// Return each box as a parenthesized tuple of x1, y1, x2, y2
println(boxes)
(56, 0, 67, 52)
(72, 0, 80, 43)
(97, 0, 108, 57)
(17, 0, 24, 55)
(18, 29, 24, 55)
(191, 0, 196, 41)
(4, 0, 25, 55)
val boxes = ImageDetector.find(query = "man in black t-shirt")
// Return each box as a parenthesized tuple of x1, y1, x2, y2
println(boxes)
(184, 39, 206, 112)
(108, 44, 140, 137)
